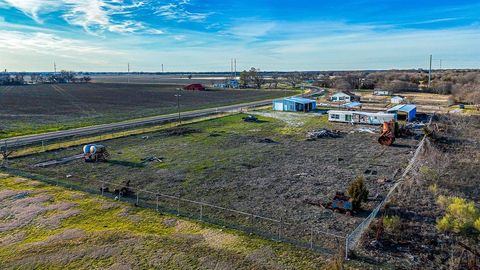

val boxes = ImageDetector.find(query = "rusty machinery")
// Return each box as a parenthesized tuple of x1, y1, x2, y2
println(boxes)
(83, 144, 110, 163)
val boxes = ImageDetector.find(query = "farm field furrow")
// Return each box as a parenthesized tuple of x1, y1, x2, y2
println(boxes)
(0, 83, 289, 139)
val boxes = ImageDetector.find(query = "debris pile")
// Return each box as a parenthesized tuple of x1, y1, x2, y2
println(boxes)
(352, 127, 377, 134)
(143, 156, 163, 163)
(307, 128, 342, 140)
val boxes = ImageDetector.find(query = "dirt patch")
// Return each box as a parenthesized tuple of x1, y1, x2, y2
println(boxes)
(250, 111, 324, 127)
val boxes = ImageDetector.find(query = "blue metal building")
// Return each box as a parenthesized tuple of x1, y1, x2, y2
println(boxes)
(272, 97, 316, 112)
(387, 104, 417, 121)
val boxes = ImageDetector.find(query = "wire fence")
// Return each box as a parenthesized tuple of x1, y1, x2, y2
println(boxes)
(2, 111, 434, 260)
(345, 115, 434, 259)
(0, 166, 346, 256)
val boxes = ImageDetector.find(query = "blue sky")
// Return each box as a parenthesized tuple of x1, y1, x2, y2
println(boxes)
(0, 0, 479, 71)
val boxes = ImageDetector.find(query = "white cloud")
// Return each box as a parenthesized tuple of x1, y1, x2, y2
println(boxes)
(2, 0, 62, 22)
(0, 30, 118, 57)
(154, 0, 211, 22)
(0, 0, 152, 34)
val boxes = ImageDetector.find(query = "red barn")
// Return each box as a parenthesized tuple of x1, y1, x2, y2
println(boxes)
(183, 84, 205, 91)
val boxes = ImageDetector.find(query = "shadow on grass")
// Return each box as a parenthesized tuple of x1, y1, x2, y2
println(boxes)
(107, 160, 146, 168)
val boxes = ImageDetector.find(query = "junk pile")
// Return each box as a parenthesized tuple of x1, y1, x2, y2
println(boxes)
(305, 192, 354, 215)
(83, 144, 109, 163)
(307, 128, 342, 140)
(378, 120, 417, 146)
(352, 127, 377, 134)
(143, 156, 163, 163)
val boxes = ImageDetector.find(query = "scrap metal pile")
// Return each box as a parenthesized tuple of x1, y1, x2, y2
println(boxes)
(307, 128, 342, 140)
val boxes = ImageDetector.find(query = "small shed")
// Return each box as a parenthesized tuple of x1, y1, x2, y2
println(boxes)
(390, 96, 404, 104)
(184, 84, 205, 91)
(387, 104, 416, 121)
(272, 97, 316, 112)
(330, 91, 361, 103)
(328, 110, 396, 125)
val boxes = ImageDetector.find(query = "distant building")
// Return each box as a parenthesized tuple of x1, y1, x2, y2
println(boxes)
(328, 110, 396, 125)
(390, 96, 405, 104)
(215, 80, 239, 89)
(273, 97, 316, 112)
(184, 84, 205, 91)
(373, 90, 392, 96)
(387, 104, 417, 121)
(330, 91, 361, 103)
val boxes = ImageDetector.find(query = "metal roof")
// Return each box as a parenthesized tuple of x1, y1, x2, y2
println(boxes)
(343, 102, 362, 108)
(274, 97, 315, 104)
(387, 104, 416, 113)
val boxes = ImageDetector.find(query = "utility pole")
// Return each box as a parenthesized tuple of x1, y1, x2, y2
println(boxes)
(428, 55, 432, 88)
(234, 58, 237, 79)
(54, 61, 57, 74)
(161, 64, 164, 73)
(127, 63, 130, 83)
(175, 91, 181, 124)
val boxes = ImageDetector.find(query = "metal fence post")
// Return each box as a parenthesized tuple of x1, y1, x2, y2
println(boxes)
(310, 225, 313, 250)
(277, 219, 281, 241)
(200, 204, 203, 220)
(177, 198, 180, 216)
(156, 195, 159, 212)
(345, 235, 349, 260)
(101, 181, 104, 196)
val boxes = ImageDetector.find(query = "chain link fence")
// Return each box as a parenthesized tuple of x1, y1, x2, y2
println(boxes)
(1, 112, 435, 260)
(345, 115, 434, 259)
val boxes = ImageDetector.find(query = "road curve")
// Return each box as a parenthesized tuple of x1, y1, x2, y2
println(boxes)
(1, 87, 323, 149)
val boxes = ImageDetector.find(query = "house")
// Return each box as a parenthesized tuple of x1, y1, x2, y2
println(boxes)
(184, 84, 205, 91)
(387, 104, 417, 121)
(390, 96, 405, 104)
(330, 91, 361, 103)
(328, 110, 396, 125)
(272, 97, 316, 112)
(373, 90, 392, 96)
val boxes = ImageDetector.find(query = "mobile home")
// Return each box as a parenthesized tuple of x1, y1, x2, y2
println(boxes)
(328, 110, 396, 125)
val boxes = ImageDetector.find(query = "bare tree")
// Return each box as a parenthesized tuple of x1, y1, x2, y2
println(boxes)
(270, 73, 280, 88)
(249, 67, 265, 89)
(285, 72, 302, 88)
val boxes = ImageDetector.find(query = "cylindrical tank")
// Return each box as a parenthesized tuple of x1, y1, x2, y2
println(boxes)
(83, 144, 105, 154)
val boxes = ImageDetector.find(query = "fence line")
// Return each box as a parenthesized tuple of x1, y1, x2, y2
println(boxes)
(1, 166, 346, 256)
(345, 115, 434, 259)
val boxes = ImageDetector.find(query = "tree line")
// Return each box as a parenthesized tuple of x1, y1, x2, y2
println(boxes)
(0, 71, 91, 85)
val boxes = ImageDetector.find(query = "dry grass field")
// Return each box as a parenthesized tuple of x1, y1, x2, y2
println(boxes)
(0, 83, 288, 139)
(10, 113, 420, 244)
(0, 173, 340, 269)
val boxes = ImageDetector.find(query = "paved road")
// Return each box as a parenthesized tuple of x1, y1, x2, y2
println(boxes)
(0, 87, 323, 149)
